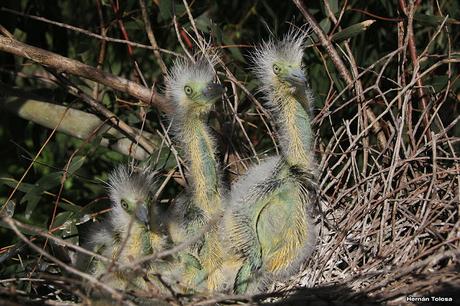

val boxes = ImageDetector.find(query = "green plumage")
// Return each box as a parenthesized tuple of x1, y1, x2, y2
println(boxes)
(225, 29, 318, 293)
(165, 57, 230, 293)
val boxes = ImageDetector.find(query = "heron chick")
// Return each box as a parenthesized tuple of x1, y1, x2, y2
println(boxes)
(224, 28, 318, 293)
(165, 56, 233, 292)
(79, 164, 171, 293)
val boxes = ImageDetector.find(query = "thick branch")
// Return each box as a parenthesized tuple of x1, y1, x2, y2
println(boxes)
(0, 35, 172, 113)
(1, 93, 159, 160)
(50, 72, 156, 154)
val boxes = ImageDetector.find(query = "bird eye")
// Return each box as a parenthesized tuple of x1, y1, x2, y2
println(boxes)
(184, 85, 193, 96)
(273, 64, 281, 75)
(120, 199, 128, 210)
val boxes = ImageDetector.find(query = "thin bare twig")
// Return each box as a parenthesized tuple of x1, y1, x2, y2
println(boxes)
(0, 7, 180, 56)
(2, 216, 130, 304)
(139, 0, 168, 75)
(399, 0, 432, 141)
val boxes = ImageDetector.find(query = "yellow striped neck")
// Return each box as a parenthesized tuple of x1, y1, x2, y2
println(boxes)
(109, 225, 166, 277)
(274, 89, 313, 170)
(180, 117, 221, 216)
(265, 193, 308, 272)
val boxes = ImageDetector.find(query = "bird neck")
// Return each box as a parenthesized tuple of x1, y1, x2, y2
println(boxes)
(179, 117, 221, 216)
(273, 90, 313, 170)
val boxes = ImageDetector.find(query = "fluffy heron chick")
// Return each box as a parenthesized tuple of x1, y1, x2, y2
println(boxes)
(165, 57, 232, 292)
(80, 165, 171, 292)
(252, 28, 316, 169)
(165, 56, 224, 239)
(224, 29, 318, 293)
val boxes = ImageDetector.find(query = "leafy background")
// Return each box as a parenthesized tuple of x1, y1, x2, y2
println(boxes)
(0, 0, 459, 304)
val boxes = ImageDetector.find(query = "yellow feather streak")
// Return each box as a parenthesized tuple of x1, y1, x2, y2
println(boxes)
(181, 118, 226, 292)
(182, 119, 221, 216)
(202, 232, 224, 290)
(265, 192, 308, 272)
(260, 80, 312, 274)
(279, 93, 311, 170)
(93, 223, 167, 291)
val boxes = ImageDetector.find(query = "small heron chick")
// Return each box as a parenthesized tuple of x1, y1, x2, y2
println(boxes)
(165, 56, 231, 292)
(224, 28, 318, 293)
(252, 28, 316, 169)
(80, 164, 170, 292)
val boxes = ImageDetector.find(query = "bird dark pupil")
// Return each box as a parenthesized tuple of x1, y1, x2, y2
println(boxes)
(184, 86, 193, 95)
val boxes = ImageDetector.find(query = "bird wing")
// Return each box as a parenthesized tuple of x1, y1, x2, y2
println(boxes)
(227, 156, 284, 258)
(231, 175, 291, 294)
(255, 166, 318, 277)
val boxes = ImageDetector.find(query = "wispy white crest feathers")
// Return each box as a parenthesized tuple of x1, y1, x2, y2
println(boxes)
(165, 52, 220, 113)
(164, 51, 221, 152)
(106, 164, 158, 229)
(107, 164, 157, 208)
(251, 26, 309, 92)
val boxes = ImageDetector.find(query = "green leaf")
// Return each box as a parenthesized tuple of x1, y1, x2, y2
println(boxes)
(21, 191, 43, 220)
(58, 201, 83, 214)
(319, 18, 331, 33)
(182, 253, 202, 270)
(101, 132, 120, 142)
(210, 22, 223, 44)
(110, 60, 122, 76)
(234, 260, 252, 294)
(430, 75, 449, 92)
(22, 172, 62, 219)
(159, 1, 186, 22)
(67, 156, 86, 176)
(0, 178, 35, 193)
(123, 20, 142, 31)
(332, 20, 376, 43)
(154, 145, 176, 170)
(222, 36, 245, 63)
(79, 200, 107, 216)
(36, 172, 63, 191)
(52, 211, 74, 229)
(195, 14, 212, 32)
(127, 112, 141, 125)
(13, 28, 27, 41)
(61, 219, 79, 245)
(159, 0, 172, 21)
(414, 14, 459, 26)
(329, 0, 339, 14)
